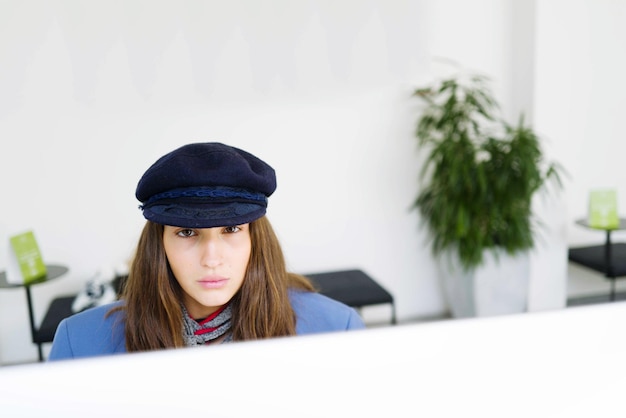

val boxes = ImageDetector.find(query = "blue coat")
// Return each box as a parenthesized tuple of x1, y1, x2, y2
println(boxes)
(48, 290, 365, 361)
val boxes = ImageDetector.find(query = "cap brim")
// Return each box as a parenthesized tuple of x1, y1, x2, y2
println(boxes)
(142, 201, 266, 228)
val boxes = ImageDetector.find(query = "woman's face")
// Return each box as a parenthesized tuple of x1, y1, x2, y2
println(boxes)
(163, 224, 252, 319)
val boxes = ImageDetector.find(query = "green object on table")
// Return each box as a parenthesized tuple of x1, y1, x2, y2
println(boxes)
(588, 189, 619, 229)
(9, 230, 47, 285)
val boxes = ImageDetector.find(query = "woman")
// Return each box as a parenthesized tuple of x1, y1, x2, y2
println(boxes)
(49, 142, 365, 360)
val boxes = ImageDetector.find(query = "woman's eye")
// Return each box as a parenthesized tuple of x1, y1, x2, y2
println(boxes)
(176, 229, 196, 237)
(224, 226, 241, 234)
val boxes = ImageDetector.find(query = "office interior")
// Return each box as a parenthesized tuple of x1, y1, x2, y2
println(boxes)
(0, 0, 625, 369)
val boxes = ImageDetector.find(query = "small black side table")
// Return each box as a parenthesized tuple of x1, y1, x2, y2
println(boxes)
(569, 218, 626, 302)
(0, 264, 69, 361)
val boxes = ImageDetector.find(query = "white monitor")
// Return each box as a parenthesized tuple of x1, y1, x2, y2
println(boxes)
(1, 302, 625, 417)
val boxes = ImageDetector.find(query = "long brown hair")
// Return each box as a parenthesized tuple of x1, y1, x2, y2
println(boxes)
(111, 216, 314, 352)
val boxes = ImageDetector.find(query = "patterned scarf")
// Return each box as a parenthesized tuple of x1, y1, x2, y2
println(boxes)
(182, 304, 233, 346)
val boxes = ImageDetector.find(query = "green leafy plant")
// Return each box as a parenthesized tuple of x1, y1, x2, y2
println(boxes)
(413, 73, 564, 271)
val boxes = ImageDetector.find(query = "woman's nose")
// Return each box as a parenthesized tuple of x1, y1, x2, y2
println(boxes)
(200, 235, 222, 268)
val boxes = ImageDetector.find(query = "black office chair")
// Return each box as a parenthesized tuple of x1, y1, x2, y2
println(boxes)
(569, 243, 626, 301)
(305, 269, 396, 325)
(33, 295, 76, 357)
(33, 275, 127, 361)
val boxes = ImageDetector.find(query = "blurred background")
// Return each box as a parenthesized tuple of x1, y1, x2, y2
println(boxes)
(1, 0, 624, 364)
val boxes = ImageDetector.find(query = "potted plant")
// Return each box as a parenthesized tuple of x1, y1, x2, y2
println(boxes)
(412, 72, 564, 318)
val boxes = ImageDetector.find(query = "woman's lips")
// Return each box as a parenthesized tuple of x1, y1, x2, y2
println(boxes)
(198, 275, 228, 289)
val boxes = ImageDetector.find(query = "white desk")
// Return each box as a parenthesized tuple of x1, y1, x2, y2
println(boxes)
(1, 303, 626, 417)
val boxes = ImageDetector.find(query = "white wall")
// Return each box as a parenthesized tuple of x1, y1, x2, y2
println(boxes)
(0, 0, 568, 365)
(534, 0, 626, 299)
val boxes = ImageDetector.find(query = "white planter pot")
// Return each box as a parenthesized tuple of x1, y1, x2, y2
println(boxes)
(439, 250, 530, 318)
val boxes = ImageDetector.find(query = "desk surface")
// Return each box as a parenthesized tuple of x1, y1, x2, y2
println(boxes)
(0, 264, 68, 288)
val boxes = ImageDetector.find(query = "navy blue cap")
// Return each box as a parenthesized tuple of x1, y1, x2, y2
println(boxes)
(136, 142, 276, 228)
